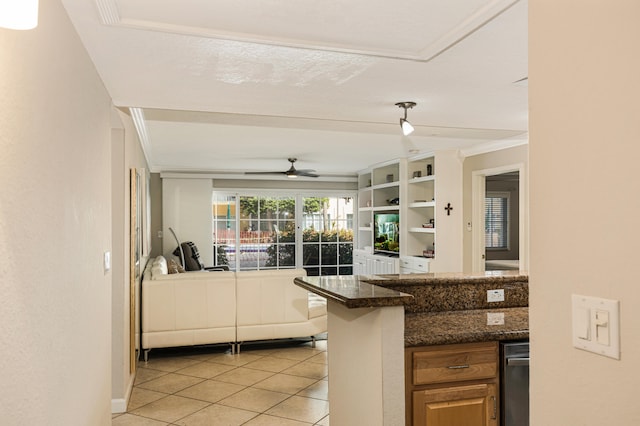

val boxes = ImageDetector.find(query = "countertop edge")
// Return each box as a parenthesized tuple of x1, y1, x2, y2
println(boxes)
(294, 277, 414, 309)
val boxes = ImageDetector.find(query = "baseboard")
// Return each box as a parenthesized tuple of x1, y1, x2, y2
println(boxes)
(111, 398, 127, 414)
(111, 374, 135, 414)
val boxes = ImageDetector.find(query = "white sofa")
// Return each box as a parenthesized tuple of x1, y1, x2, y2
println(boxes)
(141, 256, 327, 359)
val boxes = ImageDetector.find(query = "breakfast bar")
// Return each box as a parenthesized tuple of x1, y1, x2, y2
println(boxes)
(294, 271, 529, 426)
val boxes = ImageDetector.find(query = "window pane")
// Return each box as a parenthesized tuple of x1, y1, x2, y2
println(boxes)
(303, 228, 320, 242)
(239, 197, 259, 220)
(305, 267, 320, 276)
(303, 244, 320, 265)
(321, 267, 337, 276)
(278, 244, 296, 267)
(212, 195, 236, 268)
(339, 243, 353, 265)
(321, 243, 337, 265)
(277, 199, 295, 219)
(339, 266, 353, 275)
(321, 230, 337, 242)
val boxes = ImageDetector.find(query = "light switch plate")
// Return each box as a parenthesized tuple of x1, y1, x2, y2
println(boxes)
(104, 251, 111, 273)
(572, 294, 620, 360)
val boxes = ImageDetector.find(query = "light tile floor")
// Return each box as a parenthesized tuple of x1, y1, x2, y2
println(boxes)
(112, 339, 329, 426)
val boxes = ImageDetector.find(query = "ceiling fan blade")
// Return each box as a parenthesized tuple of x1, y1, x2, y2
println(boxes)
(244, 171, 287, 175)
(295, 171, 319, 178)
(294, 169, 316, 173)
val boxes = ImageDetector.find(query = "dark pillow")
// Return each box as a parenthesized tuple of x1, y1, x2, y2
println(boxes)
(173, 241, 204, 271)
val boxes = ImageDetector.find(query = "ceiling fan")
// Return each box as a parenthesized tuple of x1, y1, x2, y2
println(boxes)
(245, 158, 319, 178)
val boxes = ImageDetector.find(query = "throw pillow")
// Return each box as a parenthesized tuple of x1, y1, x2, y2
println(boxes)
(168, 259, 184, 274)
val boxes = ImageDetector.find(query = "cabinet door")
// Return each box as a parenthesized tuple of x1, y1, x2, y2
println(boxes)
(413, 383, 497, 426)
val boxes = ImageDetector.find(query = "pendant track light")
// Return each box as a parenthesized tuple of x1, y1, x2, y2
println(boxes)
(0, 0, 39, 30)
(395, 102, 416, 136)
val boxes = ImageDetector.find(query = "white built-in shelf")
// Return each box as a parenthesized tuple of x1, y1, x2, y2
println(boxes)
(359, 207, 373, 212)
(371, 181, 400, 190)
(408, 201, 436, 208)
(359, 226, 372, 231)
(409, 227, 436, 234)
(372, 205, 400, 211)
(408, 175, 435, 184)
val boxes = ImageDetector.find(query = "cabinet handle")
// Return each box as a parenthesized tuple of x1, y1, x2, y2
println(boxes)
(446, 364, 470, 369)
(491, 395, 497, 420)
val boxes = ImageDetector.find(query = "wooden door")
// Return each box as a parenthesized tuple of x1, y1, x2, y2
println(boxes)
(413, 383, 497, 426)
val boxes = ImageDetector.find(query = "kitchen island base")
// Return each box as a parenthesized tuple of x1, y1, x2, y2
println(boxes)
(328, 301, 406, 426)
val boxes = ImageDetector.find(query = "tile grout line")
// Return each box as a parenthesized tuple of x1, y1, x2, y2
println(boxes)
(119, 342, 329, 425)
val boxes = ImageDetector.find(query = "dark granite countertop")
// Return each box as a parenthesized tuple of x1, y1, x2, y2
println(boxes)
(294, 275, 414, 309)
(405, 307, 529, 347)
(368, 273, 528, 314)
(295, 273, 529, 347)
(365, 270, 528, 286)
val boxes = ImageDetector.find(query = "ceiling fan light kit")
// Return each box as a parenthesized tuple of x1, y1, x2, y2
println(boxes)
(396, 101, 416, 136)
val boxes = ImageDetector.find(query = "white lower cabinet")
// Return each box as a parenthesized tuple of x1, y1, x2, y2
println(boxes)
(400, 256, 430, 274)
(353, 249, 399, 275)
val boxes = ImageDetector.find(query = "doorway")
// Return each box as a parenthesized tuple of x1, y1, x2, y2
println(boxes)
(471, 164, 527, 272)
(485, 171, 520, 270)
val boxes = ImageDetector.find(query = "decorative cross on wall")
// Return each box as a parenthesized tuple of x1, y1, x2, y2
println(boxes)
(444, 203, 453, 216)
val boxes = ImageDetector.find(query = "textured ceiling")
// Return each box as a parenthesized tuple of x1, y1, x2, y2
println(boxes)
(62, 0, 528, 178)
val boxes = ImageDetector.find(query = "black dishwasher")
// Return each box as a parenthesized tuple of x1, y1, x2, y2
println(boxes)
(500, 341, 530, 426)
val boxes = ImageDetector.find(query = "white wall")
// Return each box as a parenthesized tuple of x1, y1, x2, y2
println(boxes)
(110, 111, 148, 412)
(0, 1, 113, 423)
(530, 1, 640, 424)
(163, 178, 214, 265)
(430, 150, 464, 272)
(462, 145, 528, 272)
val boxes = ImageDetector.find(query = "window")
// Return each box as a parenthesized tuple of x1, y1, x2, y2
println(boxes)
(301, 197, 354, 276)
(212, 192, 354, 273)
(485, 192, 509, 249)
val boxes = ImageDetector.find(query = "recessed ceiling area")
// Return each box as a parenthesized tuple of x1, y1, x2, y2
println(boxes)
(62, 0, 528, 177)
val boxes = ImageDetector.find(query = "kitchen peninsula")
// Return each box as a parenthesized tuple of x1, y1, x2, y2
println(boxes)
(294, 271, 529, 426)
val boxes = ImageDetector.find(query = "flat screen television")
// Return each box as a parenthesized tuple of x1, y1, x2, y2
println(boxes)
(373, 212, 400, 255)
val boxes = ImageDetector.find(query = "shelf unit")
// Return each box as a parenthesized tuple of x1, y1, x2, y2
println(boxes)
(357, 160, 401, 255)
(356, 152, 463, 274)
(405, 156, 436, 260)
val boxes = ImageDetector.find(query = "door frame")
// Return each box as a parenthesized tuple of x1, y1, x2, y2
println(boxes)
(471, 163, 527, 272)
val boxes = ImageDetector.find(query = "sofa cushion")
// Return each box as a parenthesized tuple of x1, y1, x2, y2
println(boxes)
(308, 294, 327, 319)
(236, 269, 310, 326)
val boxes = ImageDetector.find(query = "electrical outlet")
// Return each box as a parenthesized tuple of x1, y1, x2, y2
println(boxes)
(487, 289, 505, 303)
(486, 312, 505, 325)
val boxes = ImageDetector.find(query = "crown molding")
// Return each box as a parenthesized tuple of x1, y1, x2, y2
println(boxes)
(460, 136, 528, 158)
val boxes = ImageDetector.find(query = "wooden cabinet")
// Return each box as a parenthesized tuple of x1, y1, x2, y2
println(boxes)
(406, 342, 499, 426)
(413, 383, 498, 426)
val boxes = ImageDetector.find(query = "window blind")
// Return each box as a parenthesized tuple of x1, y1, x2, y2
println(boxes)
(485, 196, 508, 249)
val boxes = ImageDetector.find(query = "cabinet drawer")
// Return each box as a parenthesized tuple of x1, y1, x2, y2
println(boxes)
(412, 342, 497, 385)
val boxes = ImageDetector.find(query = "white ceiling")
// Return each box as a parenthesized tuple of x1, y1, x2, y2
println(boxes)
(61, 0, 528, 179)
